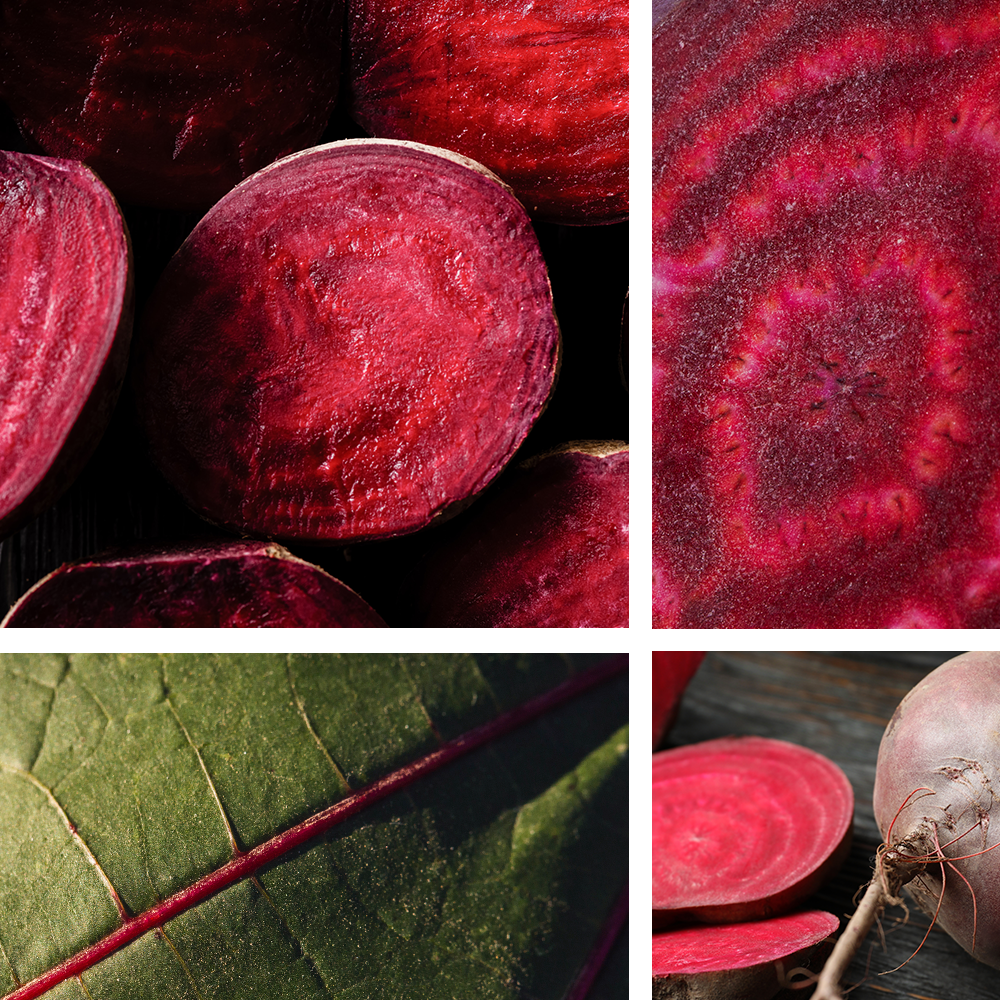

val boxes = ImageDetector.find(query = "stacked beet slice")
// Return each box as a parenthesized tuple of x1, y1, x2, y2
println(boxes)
(652, 735, 853, 999)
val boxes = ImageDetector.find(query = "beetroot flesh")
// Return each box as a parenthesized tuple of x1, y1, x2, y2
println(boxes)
(653, 0, 1000, 627)
(346, 0, 627, 225)
(0, 150, 132, 539)
(416, 442, 627, 627)
(652, 736, 853, 928)
(134, 139, 560, 545)
(0, 2, 343, 211)
(1, 540, 385, 627)
(652, 910, 839, 1000)
(651, 651, 705, 750)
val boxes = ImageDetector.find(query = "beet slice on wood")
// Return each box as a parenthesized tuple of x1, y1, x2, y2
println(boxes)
(346, 0, 628, 225)
(0, 150, 132, 539)
(0, 2, 343, 210)
(416, 442, 628, 627)
(135, 139, 560, 544)
(652, 736, 853, 928)
(1, 540, 385, 627)
(653, 0, 1000, 627)
(651, 651, 705, 750)
(652, 910, 839, 1000)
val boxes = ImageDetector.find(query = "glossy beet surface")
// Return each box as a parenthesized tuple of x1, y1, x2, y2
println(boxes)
(0, 151, 131, 539)
(417, 443, 628, 627)
(653, 0, 1000, 627)
(136, 140, 560, 544)
(2, 541, 385, 627)
(652, 736, 853, 928)
(0, 1, 343, 210)
(347, 0, 627, 224)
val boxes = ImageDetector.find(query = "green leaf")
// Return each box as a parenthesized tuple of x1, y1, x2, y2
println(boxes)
(0, 654, 627, 999)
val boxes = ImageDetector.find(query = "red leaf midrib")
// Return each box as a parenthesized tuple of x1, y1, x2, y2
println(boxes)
(7, 654, 628, 1000)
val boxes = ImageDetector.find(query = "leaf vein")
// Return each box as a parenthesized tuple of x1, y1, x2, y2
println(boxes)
(160, 928, 208, 1000)
(285, 656, 352, 793)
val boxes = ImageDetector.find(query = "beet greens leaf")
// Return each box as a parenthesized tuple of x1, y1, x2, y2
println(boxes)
(0, 653, 627, 999)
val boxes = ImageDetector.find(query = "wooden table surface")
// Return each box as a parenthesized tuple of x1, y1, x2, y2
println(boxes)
(666, 650, 999, 1000)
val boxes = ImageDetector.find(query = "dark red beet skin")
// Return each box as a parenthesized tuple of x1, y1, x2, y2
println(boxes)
(1, 540, 386, 627)
(0, 151, 132, 539)
(346, 0, 628, 225)
(135, 140, 560, 545)
(0, 1, 343, 210)
(653, 0, 1000, 627)
(417, 443, 628, 627)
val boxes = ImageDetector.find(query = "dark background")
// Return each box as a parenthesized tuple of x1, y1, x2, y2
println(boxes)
(665, 650, 997, 1000)
(0, 99, 628, 625)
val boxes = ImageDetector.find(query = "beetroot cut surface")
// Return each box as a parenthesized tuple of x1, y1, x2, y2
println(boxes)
(346, 0, 628, 224)
(135, 139, 560, 545)
(417, 442, 628, 627)
(653, 0, 1000, 627)
(652, 736, 853, 928)
(652, 910, 838, 1000)
(1, 540, 385, 627)
(0, 2, 344, 211)
(0, 151, 132, 539)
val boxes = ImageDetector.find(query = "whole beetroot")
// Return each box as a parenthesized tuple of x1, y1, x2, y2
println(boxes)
(814, 651, 1000, 998)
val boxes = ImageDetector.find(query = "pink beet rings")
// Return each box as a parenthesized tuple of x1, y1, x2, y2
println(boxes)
(135, 140, 560, 544)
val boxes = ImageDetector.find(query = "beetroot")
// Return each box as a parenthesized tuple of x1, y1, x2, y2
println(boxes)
(346, 0, 627, 224)
(652, 736, 853, 928)
(651, 651, 704, 749)
(1, 540, 385, 627)
(653, 910, 839, 1000)
(134, 139, 559, 545)
(653, 0, 1000, 627)
(0, 2, 343, 210)
(815, 651, 1000, 998)
(416, 442, 627, 627)
(0, 150, 132, 539)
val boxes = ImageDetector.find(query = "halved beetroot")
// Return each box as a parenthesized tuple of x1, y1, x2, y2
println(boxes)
(0, 150, 132, 539)
(1, 540, 385, 627)
(0, 2, 343, 210)
(652, 911, 839, 1000)
(416, 442, 628, 627)
(652, 736, 853, 928)
(346, 0, 628, 224)
(653, 0, 1000, 627)
(651, 651, 705, 749)
(135, 139, 560, 544)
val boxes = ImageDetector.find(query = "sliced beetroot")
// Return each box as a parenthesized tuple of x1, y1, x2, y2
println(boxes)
(346, 0, 627, 224)
(416, 442, 627, 627)
(1, 540, 385, 627)
(0, 151, 132, 539)
(0, 2, 343, 210)
(652, 736, 853, 928)
(651, 651, 705, 749)
(652, 910, 839, 1000)
(134, 139, 560, 544)
(653, 0, 1000, 627)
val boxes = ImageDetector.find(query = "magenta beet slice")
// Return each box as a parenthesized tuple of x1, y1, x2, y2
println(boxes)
(417, 442, 628, 627)
(653, 0, 1000, 627)
(651, 651, 704, 749)
(652, 736, 853, 928)
(346, 0, 628, 224)
(1, 540, 385, 627)
(652, 911, 839, 1000)
(0, 2, 343, 210)
(0, 151, 132, 538)
(135, 140, 559, 544)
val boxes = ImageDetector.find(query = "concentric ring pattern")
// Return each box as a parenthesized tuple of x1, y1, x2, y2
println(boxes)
(653, 0, 1000, 627)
